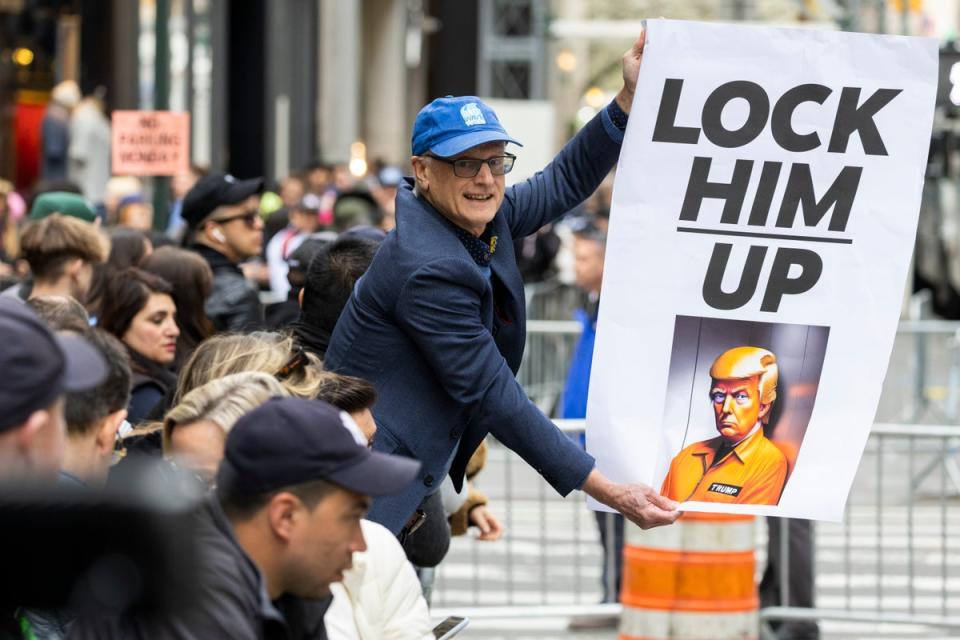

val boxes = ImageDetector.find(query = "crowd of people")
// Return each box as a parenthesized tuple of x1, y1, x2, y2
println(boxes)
(0, 30, 776, 640)
(0, 106, 623, 639)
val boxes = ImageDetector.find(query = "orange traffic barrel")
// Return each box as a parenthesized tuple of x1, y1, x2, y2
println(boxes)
(619, 512, 758, 639)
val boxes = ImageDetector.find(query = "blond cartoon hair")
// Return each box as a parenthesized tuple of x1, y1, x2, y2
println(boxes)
(710, 346, 778, 422)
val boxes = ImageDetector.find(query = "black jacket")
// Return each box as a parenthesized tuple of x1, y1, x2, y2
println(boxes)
(68, 498, 329, 639)
(127, 348, 178, 425)
(194, 244, 264, 332)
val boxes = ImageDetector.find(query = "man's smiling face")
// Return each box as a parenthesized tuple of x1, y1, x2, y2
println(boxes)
(412, 141, 507, 237)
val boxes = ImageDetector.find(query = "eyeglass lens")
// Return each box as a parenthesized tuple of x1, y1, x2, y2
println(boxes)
(216, 211, 259, 228)
(453, 155, 515, 178)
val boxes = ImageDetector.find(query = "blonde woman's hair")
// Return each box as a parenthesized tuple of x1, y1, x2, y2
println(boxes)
(163, 371, 288, 452)
(173, 332, 327, 404)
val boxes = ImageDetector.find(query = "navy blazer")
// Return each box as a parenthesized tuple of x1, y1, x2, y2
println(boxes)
(325, 107, 625, 533)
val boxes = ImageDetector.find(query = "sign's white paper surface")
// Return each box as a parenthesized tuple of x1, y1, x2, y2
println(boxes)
(587, 19, 937, 520)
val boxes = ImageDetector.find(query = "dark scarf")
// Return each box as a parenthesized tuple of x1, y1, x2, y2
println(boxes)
(128, 347, 178, 393)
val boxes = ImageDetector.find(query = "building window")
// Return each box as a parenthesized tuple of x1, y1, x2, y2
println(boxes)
(490, 60, 530, 99)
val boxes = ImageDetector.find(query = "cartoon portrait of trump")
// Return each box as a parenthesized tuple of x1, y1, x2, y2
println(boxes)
(660, 346, 789, 505)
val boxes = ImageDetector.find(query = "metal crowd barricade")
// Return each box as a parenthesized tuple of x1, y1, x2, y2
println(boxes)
(759, 423, 960, 637)
(518, 319, 581, 413)
(524, 280, 582, 324)
(520, 279, 583, 414)
(432, 422, 960, 637)
(429, 319, 960, 635)
(429, 419, 623, 622)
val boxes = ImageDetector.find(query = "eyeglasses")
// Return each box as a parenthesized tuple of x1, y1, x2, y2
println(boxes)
(426, 153, 516, 178)
(212, 210, 260, 229)
(168, 459, 217, 490)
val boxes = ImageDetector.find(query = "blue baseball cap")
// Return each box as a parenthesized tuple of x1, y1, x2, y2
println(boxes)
(411, 96, 522, 158)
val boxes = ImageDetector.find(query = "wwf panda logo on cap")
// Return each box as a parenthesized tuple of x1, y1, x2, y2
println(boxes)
(460, 103, 486, 126)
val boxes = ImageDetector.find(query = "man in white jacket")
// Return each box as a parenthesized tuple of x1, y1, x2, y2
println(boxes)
(321, 377, 434, 640)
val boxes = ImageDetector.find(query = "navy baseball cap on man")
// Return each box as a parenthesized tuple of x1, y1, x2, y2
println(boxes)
(181, 173, 264, 229)
(0, 299, 107, 432)
(411, 96, 523, 158)
(217, 397, 420, 497)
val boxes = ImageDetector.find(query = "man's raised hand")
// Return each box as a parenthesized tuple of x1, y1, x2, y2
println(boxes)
(616, 28, 646, 114)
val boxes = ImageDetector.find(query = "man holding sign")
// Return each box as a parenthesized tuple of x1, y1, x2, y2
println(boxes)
(325, 31, 681, 538)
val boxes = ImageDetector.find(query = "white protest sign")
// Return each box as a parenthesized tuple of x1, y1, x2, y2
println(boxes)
(587, 19, 937, 520)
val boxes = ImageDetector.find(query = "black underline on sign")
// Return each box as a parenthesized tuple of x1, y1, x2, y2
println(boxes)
(676, 226, 853, 245)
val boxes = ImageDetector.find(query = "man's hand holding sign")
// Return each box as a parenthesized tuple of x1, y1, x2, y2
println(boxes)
(589, 19, 937, 521)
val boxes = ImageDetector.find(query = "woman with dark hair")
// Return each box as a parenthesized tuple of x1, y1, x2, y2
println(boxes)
(107, 227, 153, 267)
(142, 246, 215, 365)
(86, 227, 152, 319)
(99, 267, 180, 424)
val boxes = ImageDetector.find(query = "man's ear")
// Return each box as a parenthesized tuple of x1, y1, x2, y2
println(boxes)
(205, 222, 227, 244)
(411, 156, 429, 193)
(266, 493, 301, 543)
(297, 288, 305, 309)
(758, 402, 771, 421)
(65, 257, 85, 281)
(200, 220, 222, 244)
(95, 409, 127, 457)
(16, 410, 50, 456)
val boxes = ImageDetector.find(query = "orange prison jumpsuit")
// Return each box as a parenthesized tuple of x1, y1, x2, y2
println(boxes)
(660, 427, 788, 505)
